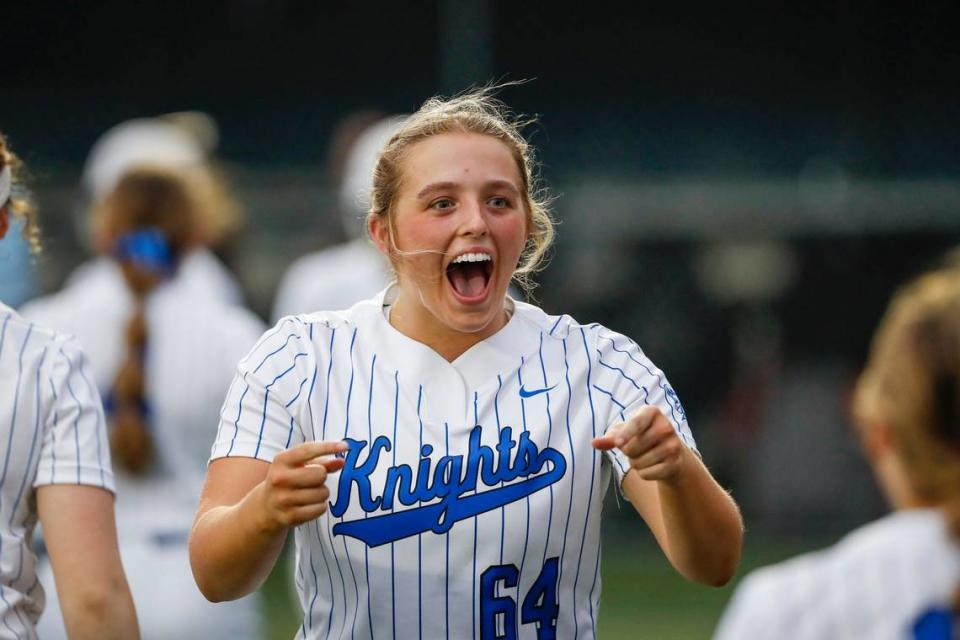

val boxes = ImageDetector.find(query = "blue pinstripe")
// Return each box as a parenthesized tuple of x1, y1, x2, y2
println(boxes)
(319, 329, 348, 639)
(444, 422, 450, 640)
(253, 331, 304, 374)
(548, 315, 564, 335)
(226, 374, 251, 457)
(597, 355, 648, 395)
(472, 391, 479, 640)
(516, 356, 532, 639)
(591, 384, 627, 419)
(9, 348, 48, 531)
(253, 352, 307, 458)
(494, 374, 505, 565)
(573, 328, 599, 639)
(338, 328, 360, 640)
(72, 351, 106, 486)
(363, 354, 376, 638)
(416, 385, 424, 640)
(315, 522, 337, 637)
(60, 348, 86, 485)
(558, 337, 577, 634)
(538, 333, 557, 569)
(46, 377, 59, 483)
(391, 370, 399, 640)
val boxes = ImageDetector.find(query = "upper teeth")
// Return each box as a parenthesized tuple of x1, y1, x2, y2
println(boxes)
(452, 253, 492, 264)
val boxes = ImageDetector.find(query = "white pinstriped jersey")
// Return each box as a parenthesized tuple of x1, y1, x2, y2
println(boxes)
(0, 302, 114, 640)
(714, 509, 960, 640)
(212, 287, 697, 640)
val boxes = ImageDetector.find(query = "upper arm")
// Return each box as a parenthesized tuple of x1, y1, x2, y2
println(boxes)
(196, 456, 271, 520)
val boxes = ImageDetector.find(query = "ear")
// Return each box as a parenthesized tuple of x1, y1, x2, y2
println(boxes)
(859, 418, 894, 463)
(368, 214, 391, 257)
(0, 206, 9, 241)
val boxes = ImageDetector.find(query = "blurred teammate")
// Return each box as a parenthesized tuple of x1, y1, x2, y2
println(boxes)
(24, 114, 243, 322)
(271, 114, 403, 322)
(191, 87, 743, 639)
(715, 265, 960, 639)
(27, 166, 265, 640)
(0, 132, 139, 639)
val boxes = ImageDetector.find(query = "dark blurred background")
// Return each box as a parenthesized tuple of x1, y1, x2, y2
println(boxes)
(4, 1, 960, 637)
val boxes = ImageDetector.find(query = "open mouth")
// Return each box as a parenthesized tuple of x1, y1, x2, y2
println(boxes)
(446, 252, 494, 301)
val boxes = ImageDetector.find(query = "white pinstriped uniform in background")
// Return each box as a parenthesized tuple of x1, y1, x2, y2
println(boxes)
(212, 287, 697, 640)
(0, 302, 114, 640)
(714, 509, 960, 640)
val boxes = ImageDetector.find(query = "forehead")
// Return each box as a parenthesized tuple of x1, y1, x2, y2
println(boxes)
(398, 132, 522, 191)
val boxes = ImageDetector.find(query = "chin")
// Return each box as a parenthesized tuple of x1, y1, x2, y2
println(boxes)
(444, 306, 500, 335)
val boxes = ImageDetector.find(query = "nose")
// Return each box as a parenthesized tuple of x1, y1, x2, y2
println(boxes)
(458, 197, 489, 237)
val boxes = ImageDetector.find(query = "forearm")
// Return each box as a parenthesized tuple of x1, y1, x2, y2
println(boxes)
(651, 450, 743, 586)
(189, 482, 288, 601)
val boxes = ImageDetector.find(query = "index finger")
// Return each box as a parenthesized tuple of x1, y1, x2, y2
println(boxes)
(608, 405, 661, 447)
(279, 440, 349, 466)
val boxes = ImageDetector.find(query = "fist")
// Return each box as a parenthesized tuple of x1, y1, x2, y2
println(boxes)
(592, 405, 688, 482)
(260, 440, 348, 529)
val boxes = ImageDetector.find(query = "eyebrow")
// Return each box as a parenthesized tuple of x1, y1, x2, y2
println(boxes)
(415, 179, 521, 200)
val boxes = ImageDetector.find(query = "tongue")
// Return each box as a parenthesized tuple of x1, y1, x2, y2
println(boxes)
(448, 263, 488, 298)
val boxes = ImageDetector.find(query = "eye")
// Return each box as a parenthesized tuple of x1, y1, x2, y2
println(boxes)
(488, 196, 511, 209)
(430, 197, 455, 211)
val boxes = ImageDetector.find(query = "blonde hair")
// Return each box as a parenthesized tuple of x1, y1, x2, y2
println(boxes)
(367, 85, 555, 294)
(89, 162, 240, 254)
(853, 265, 960, 610)
(0, 132, 41, 254)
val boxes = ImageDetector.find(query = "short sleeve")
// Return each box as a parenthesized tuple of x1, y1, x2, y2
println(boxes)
(209, 317, 314, 463)
(589, 326, 698, 486)
(34, 337, 115, 492)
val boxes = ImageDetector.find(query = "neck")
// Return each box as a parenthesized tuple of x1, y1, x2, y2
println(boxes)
(388, 291, 509, 362)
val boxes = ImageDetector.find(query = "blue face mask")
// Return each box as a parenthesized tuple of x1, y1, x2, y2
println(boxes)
(113, 229, 176, 276)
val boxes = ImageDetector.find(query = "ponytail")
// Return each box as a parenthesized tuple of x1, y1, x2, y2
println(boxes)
(99, 168, 195, 475)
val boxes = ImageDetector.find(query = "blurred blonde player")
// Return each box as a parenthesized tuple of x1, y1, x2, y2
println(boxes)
(25, 113, 244, 321)
(271, 114, 404, 322)
(715, 265, 960, 639)
(27, 166, 265, 640)
(191, 87, 743, 639)
(0, 132, 139, 639)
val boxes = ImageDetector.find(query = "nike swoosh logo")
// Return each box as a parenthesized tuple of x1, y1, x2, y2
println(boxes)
(332, 456, 566, 547)
(518, 384, 557, 398)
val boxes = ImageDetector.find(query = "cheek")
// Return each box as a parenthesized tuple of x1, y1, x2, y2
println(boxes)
(493, 213, 529, 257)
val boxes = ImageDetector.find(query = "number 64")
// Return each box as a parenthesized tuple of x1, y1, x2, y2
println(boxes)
(480, 557, 559, 640)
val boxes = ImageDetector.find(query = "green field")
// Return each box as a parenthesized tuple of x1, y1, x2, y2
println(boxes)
(260, 530, 823, 640)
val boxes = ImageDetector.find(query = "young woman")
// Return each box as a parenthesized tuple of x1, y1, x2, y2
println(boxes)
(715, 265, 960, 639)
(191, 88, 743, 639)
(0, 133, 139, 639)
(26, 166, 265, 640)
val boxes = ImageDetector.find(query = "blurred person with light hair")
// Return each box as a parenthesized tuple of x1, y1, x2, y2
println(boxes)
(715, 264, 960, 640)
(24, 113, 244, 320)
(28, 165, 265, 640)
(271, 113, 403, 322)
(0, 132, 140, 639)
